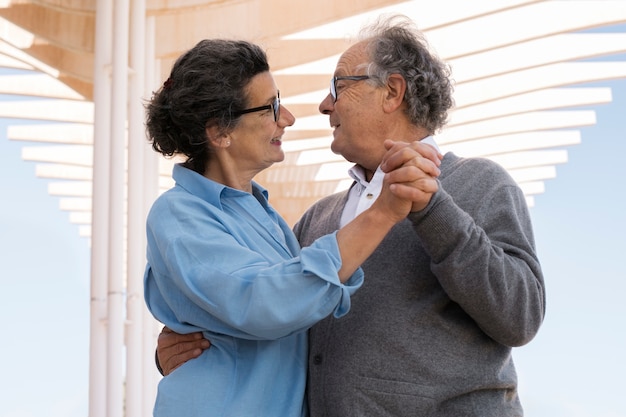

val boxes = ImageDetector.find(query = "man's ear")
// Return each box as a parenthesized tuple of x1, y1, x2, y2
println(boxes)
(383, 74, 406, 113)
(205, 124, 231, 148)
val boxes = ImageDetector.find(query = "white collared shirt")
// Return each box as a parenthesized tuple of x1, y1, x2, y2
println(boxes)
(339, 136, 440, 227)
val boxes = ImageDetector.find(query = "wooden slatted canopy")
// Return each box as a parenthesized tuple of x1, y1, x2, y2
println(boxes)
(2, 0, 626, 229)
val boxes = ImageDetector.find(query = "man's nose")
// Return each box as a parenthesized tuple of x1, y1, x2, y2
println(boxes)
(318, 93, 334, 115)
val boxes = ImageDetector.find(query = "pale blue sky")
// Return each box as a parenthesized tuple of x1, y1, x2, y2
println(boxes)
(1, 53, 625, 417)
(515, 75, 626, 417)
(0, 113, 90, 416)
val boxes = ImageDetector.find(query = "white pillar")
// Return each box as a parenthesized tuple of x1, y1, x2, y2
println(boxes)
(126, 0, 147, 414)
(89, 0, 113, 415)
(107, 0, 130, 414)
(142, 16, 162, 414)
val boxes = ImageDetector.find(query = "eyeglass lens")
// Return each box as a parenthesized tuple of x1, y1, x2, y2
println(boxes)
(273, 95, 280, 122)
(330, 76, 370, 102)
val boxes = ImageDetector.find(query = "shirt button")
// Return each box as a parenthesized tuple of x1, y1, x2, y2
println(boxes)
(313, 354, 323, 364)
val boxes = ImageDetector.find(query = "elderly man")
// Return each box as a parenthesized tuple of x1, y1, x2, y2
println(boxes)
(155, 15, 545, 417)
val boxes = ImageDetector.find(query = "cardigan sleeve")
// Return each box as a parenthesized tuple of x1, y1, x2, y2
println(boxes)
(408, 157, 545, 347)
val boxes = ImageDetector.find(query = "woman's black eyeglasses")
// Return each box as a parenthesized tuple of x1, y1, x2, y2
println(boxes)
(233, 91, 280, 122)
(330, 76, 370, 102)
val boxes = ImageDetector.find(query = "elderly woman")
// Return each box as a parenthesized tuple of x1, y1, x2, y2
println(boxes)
(143, 38, 441, 416)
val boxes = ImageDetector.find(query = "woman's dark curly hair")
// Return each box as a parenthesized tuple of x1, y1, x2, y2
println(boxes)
(145, 39, 269, 173)
(359, 15, 454, 133)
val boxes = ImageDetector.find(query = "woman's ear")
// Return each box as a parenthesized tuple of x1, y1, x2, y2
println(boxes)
(205, 124, 231, 148)
(383, 74, 406, 113)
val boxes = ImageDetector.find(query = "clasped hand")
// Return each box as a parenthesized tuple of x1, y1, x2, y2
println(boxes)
(377, 139, 442, 218)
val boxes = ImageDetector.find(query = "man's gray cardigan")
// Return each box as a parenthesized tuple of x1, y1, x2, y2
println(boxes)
(293, 153, 546, 417)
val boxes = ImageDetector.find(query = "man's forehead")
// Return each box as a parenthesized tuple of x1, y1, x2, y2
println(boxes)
(334, 42, 368, 74)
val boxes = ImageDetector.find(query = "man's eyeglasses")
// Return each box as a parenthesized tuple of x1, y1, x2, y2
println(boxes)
(330, 76, 371, 102)
(233, 91, 280, 122)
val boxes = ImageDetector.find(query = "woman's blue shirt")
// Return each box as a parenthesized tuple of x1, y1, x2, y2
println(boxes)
(144, 164, 363, 417)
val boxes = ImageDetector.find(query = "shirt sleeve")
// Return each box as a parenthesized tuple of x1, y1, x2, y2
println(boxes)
(144, 193, 363, 341)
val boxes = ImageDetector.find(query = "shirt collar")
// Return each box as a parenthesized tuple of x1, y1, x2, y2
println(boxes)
(172, 163, 269, 209)
(420, 135, 440, 153)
